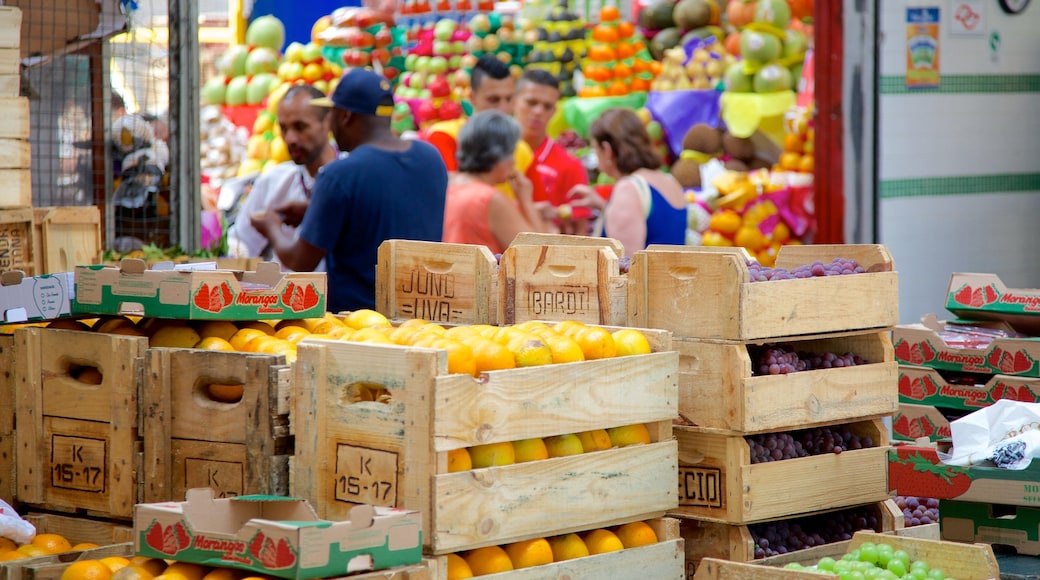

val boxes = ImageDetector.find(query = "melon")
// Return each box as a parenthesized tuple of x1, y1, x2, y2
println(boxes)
(752, 63, 793, 93)
(754, 0, 791, 29)
(723, 63, 753, 93)
(739, 29, 782, 64)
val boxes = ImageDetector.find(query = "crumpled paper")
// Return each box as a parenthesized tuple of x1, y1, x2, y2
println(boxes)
(940, 399, 1040, 469)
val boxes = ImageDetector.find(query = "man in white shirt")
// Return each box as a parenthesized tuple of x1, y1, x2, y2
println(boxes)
(227, 85, 340, 270)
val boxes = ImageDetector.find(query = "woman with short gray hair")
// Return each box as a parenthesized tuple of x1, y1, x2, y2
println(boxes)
(443, 110, 552, 253)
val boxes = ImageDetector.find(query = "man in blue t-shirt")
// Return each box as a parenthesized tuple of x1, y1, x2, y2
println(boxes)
(251, 69, 448, 312)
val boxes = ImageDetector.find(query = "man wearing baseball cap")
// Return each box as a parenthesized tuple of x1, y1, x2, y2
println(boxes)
(252, 68, 448, 312)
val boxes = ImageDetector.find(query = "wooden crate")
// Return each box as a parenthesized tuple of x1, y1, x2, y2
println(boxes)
(0, 334, 13, 504)
(141, 348, 292, 502)
(0, 207, 34, 274)
(679, 500, 903, 571)
(628, 244, 898, 341)
(32, 207, 101, 275)
(0, 513, 133, 580)
(675, 331, 897, 433)
(0, 48, 16, 76)
(693, 530, 1000, 580)
(0, 99, 28, 140)
(673, 418, 891, 524)
(0, 140, 30, 170)
(293, 333, 679, 554)
(328, 562, 434, 580)
(14, 327, 148, 519)
(375, 240, 498, 325)
(498, 243, 627, 326)
(0, 170, 30, 209)
(0, 9, 21, 50)
(427, 518, 684, 580)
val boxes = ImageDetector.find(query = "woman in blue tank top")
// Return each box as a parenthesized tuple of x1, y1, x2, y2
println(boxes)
(567, 108, 687, 257)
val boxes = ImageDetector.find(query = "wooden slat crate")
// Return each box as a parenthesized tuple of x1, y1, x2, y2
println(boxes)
(693, 530, 1000, 580)
(141, 348, 292, 502)
(0, 77, 17, 98)
(0, 170, 30, 209)
(0, 9, 20, 50)
(0, 334, 14, 504)
(752, 524, 940, 569)
(426, 518, 684, 580)
(0, 513, 133, 580)
(293, 332, 679, 555)
(498, 243, 627, 326)
(508, 232, 625, 257)
(0, 140, 30, 170)
(679, 500, 903, 572)
(14, 327, 148, 519)
(32, 207, 101, 275)
(0, 207, 34, 274)
(375, 240, 498, 325)
(675, 331, 897, 433)
(328, 562, 434, 580)
(0, 99, 28, 140)
(674, 418, 891, 524)
(628, 244, 898, 341)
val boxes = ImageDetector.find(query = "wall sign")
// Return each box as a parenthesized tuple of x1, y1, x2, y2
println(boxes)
(951, 0, 986, 34)
(906, 7, 942, 88)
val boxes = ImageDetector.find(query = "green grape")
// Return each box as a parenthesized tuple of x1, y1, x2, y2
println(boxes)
(858, 544, 879, 564)
(892, 550, 911, 566)
(886, 558, 907, 577)
(817, 557, 837, 572)
(785, 563, 804, 570)
(909, 569, 929, 580)
(874, 571, 899, 580)
(910, 560, 929, 572)
(877, 543, 895, 554)
(842, 572, 866, 580)
(926, 569, 945, 580)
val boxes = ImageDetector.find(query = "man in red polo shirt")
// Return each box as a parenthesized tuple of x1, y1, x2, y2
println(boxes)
(513, 69, 591, 234)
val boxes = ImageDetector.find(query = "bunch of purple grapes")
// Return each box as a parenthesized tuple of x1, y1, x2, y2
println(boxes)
(895, 496, 939, 527)
(751, 344, 868, 376)
(618, 256, 631, 274)
(746, 258, 866, 282)
(750, 505, 880, 559)
(747, 425, 875, 464)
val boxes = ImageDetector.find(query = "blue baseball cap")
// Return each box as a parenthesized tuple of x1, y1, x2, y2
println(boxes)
(311, 68, 394, 117)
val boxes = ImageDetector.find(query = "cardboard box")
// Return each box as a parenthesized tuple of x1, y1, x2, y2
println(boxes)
(893, 314, 1040, 377)
(898, 365, 1040, 409)
(0, 271, 72, 322)
(73, 260, 326, 320)
(889, 444, 1040, 508)
(892, 403, 952, 442)
(941, 500, 1040, 556)
(133, 489, 421, 579)
(946, 272, 1040, 334)
(6, 0, 99, 59)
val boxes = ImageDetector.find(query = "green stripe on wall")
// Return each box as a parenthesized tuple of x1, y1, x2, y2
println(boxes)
(880, 74, 1040, 95)
(880, 174, 1040, 199)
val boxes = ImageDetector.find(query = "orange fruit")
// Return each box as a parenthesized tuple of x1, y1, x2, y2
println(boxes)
(587, 45, 615, 62)
(783, 133, 805, 153)
(60, 560, 114, 580)
(648, 60, 663, 76)
(434, 338, 477, 376)
(576, 429, 613, 452)
(110, 566, 156, 580)
(465, 546, 513, 574)
(505, 538, 553, 569)
(237, 321, 276, 335)
(607, 80, 629, 96)
(613, 62, 632, 79)
(617, 21, 635, 38)
(48, 319, 91, 331)
(99, 557, 130, 573)
(196, 321, 239, 341)
(16, 545, 49, 557)
(612, 329, 652, 356)
(469, 441, 516, 468)
(200, 568, 242, 580)
(544, 433, 585, 457)
(343, 309, 391, 329)
(552, 320, 586, 338)
(229, 328, 267, 351)
(447, 448, 472, 472)
(549, 533, 589, 561)
(513, 438, 549, 463)
(207, 383, 245, 404)
(103, 323, 146, 337)
(150, 326, 202, 348)
(350, 327, 392, 344)
(466, 338, 517, 373)
(508, 336, 553, 367)
(541, 334, 585, 364)
(573, 326, 617, 360)
(615, 521, 658, 548)
(274, 319, 308, 331)
(0, 552, 26, 561)
(388, 326, 421, 345)
(128, 557, 167, 576)
(584, 528, 624, 554)
(615, 43, 635, 60)
(607, 424, 651, 447)
(274, 326, 309, 340)
(195, 337, 235, 351)
(162, 562, 207, 580)
(591, 25, 618, 43)
(798, 154, 814, 173)
(735, 225, 769, 252)
(579, 85, 608, 98)
(709, 209, 742, 235)
(780, 152, 802, 172)
(445, 553, 473, 579)
(600, 5, 620, 21)
(0, 537, 15, 553)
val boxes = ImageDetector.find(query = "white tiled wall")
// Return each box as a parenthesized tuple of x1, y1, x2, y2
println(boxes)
(876, 0, 1040, 323)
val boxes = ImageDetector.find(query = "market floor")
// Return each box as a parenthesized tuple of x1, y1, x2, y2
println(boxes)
(997, 552, 1040, 578)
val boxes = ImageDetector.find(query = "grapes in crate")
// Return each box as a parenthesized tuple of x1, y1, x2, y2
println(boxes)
(750, 504, 881, 559)
(894, 496, 939, 527)
(750, 344, 869, 376)
(747, 258, 866, 282)
(746, 425, 876, 464)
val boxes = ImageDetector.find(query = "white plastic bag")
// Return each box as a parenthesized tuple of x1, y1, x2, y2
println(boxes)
(940, 399, 1040, 469)
(0, 499, 35, 545)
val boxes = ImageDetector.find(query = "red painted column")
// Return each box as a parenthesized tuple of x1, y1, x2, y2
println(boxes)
(813, 0, 845, 243)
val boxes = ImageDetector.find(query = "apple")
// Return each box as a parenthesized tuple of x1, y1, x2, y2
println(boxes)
(427, 75, 451, 98)
(433, 19, 456, 41)
(429, 56, 448, 74)
(284, 41, 305, 63)
(202, 76, 228, 105)
(302, 62, 324, 83)
(224, 76, 250, 106)
(374, 28, 393, 48)
(433, 40, 451, 56)
(245, 47, 280, 76)
(221, 44, 250, 77)
(414, 100, 440, 125)
(468, 13, 491, 34)
(448, 55, 462, 70)
(418, 89, 432, 100)
(415, 55, 432, 73)
(404, 54, 419, 71)
(408, 71, 426, 89)
(451, 40, 466, 54)
(301, 41, 323, 64)
(283, 61, 304, 82)
(452, 68, 470, 88)
(439, 99, 463, 120)
(246, 73, 277, 105)
(245, 14, 286, 52)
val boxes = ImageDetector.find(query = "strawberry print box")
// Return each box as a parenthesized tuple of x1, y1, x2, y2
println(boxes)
(133, 488, 422, 579)
(73, 259, 326, 320)
(947, 272, 1040, 335)
(889, 444, 1040, 509)
(893, 314, 1040, 377)
(898, 365, 1040, 410)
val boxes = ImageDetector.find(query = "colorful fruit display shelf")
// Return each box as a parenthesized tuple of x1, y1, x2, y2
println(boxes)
(13, 328, 149, 520)
(692, 530, 1000, 580)
(140, 348, 292, 503)
(678, 500, 904, 570)
(674, 418, 891, 524)
(291, 330, 678, 555)
(627, 244, 899, 341)
(0, 513, 133, 580)
(675, 330, 897, 433)
(375, 240, 499, 326)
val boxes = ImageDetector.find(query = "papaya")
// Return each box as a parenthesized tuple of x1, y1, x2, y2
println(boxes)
(673, 0, 712, 31)
(640, 0, 676, 31)
(649, 27, 683, 60)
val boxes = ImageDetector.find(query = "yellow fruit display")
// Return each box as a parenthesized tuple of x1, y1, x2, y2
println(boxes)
(60, 560, 114, 580)
(504, 538, 553, 569)
(465, 546, 514, 575)
(615, 521, 658, 548)
(548, 533, 589, 561)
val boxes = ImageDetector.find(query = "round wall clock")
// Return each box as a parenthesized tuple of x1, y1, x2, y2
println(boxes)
(999, 0, 1031, 14)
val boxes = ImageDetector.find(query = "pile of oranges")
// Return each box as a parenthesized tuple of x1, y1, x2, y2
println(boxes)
(446, 520, 659, 577)
(55, 554, 285, 580)
(0, 533, 92, 562)
(777, 107, 814, 174)
(448, 422, 653, 473)
(579, 6, 659, 97)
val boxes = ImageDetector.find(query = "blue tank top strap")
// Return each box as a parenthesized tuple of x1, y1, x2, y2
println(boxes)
(644, 182, 688, 247)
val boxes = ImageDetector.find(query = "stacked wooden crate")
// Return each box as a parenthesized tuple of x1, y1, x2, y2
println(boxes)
(0, 8, 34, 275)
(625, 244, 902, 574)
(292, 331, 685, 578)
(32, 206, 101, 275)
